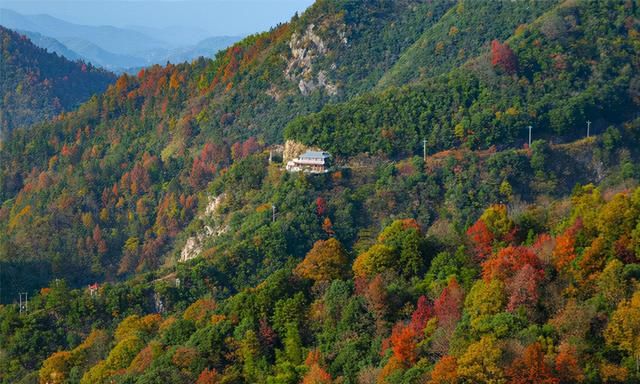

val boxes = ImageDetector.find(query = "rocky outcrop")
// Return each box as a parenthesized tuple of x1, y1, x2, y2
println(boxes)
(298, 70, 338, 96)
(283, 140, 310, 163)
(179, 194, 227, 262)
(285, 24, 339, 96)
(179, 225, 214, 262)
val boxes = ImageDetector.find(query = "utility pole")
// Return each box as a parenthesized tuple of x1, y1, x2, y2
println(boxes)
(19, 292, 28, 315)
(423, 138, 427, 161)
(272, 205, 276, 222)
(586, 120, 591, 138)
(527, 125, 533, 147)
(154, 292, 165, 314)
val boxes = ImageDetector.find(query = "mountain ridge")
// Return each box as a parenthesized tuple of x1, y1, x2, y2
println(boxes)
(0, 26, 116, 134)
(0, 9, 243, 71)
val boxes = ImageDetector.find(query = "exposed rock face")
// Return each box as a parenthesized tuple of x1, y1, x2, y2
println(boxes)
(285, 24, 339, 96)
(179, 225, 214, 262)
(180, 236, 200, 262)
(179, 194, 227, 262)
(204, 194, 223, 216)
(283, 140, 310, 163)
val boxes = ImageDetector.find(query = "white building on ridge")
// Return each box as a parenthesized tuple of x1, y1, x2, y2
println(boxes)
(286, 150, 332, 173)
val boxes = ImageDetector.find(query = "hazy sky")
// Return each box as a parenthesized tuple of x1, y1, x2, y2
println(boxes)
(0, 0, 315, 35)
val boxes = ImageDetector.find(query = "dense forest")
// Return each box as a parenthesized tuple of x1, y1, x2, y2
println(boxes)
(286, 0, 639, 156)
(0, 27, 115, 135)
(1, 0, 640, 383)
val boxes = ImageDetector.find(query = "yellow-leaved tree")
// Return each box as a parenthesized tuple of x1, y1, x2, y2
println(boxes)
(456, 336, 505, 384)
(39, 329, 109, 384)
(605, 289, 640, 373)
(294, 238, 349, 283)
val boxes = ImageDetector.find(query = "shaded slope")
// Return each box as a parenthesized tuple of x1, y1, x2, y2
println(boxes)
(0, 27, 116, 133)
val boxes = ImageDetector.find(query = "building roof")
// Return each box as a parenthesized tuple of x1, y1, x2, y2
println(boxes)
(299, 150, 331, 160)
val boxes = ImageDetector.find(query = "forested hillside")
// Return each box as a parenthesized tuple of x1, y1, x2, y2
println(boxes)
(376, 0, 557, 87)
(0, 27, 115, 134)
(0, 0, 469, 300)
(1, 0, 640, 383)
(286, 0, 639, 156)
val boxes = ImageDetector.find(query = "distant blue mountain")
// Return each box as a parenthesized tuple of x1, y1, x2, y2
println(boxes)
(16, 30, 143, 70)
(0, 8, 167, 55)
(163, 36, 244, 63)
(125, 24, 212, 46)
(56, 37, 146, 70)
(0, 9, 241, 71)
(16, 29, 83, 61)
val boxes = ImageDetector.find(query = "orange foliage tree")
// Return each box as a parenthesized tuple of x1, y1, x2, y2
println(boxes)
(302, 365, 333, 384)
(172, 346, 200, 370)
(294, 238, 349, 283)
(196, 368, 219, 384)
(363, 274, 389, 334)
(554, 342, 584, 383)
(322, 217, 335, 236)
(302, 350, 332, 384)
(552, 219, 582, 272)
(183, 298, 218, 327)
(574, 236, 608, 290)
(390, 323, 418, 365)
(482, 245, 542, 282)
(39, 351, 72, 384)
(377, 356, 404, 383)
(430, 355, 459, 384)
(506, 343, 559, 384)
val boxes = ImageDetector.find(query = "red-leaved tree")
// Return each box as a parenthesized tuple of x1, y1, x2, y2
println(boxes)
(410, 295, 433, 334)
(482, 245, 542, 282)
(466, 219, 494, 262)
(507, 263, 543, 313)
(316, 197, 327, 217)
(434, 277, 464, 330)
(491, 39, 518, 74)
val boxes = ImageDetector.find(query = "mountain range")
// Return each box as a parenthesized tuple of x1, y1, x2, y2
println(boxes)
(1, 0, 640, 383)
(0, 8, 242, 71)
